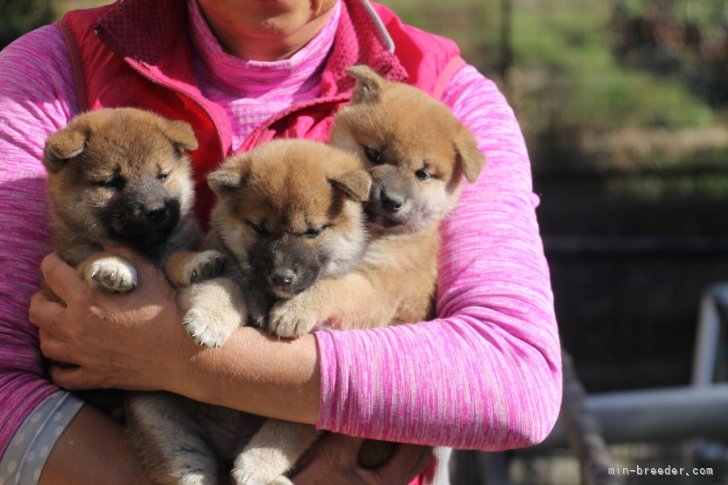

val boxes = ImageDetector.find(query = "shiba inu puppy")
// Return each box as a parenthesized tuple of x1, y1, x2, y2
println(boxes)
(164, 139, 373, 347)
(42, 107, 243, 474)
(43, 107, 201, 294)
(129, 139, 372, 485)
(269, 64, 484, 338)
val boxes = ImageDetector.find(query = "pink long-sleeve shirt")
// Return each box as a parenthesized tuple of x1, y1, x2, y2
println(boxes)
(0, 0, 562, 476)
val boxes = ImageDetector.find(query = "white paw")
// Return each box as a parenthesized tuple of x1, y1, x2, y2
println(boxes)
(183, 250, 226, 284)
(267, 301, 319, 338)
(183, 307, 235, 348)
(178, 279, 246, 348)
(268, 477, 294, 485)
(177, 472, 215, 485)
(232, 450, 292, 485)
(88, 258, 137, 293)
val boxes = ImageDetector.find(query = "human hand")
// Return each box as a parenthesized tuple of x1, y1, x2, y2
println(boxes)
(29, 247, 201, 393)
(292, 433, 433, 485)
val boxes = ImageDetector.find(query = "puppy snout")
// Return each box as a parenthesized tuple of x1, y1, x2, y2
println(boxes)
(145, 204, 169, 224)
(270, 268, 296, 288)
(380, 189, 404, 212)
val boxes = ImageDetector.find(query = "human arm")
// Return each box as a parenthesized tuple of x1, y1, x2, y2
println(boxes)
(313, 65, 562, 449)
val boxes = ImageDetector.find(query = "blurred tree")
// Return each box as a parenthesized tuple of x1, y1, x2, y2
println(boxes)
(611, 0, 728, 107)
(0, 0, 54, 50)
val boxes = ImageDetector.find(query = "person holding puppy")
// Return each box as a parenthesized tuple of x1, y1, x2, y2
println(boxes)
(0, 0, 562, 483)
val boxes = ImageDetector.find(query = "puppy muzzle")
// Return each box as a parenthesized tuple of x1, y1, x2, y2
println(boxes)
(104, 198, 181, 250)
(367, 174, 414, 228)
(253, 237, 322, 299)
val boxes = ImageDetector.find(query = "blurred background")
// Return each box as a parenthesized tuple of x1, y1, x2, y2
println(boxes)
(3, 0, 728, 483)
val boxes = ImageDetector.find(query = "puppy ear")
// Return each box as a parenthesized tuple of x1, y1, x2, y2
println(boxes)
(43, 127, 88, 173)
(208, 155, 250, 196)
(453, 127, 485, 183)
(158, 119, 198, 152)
(329, 169, 372, 202)
(347, 65, 387, 104)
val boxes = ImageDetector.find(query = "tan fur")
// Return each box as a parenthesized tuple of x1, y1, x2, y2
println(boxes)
(164, 249, 227, 287)
(232, 421, 321, 485)
(267, 230, 439, 333)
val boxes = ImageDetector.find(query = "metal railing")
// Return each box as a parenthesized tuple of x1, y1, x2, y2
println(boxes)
(530, 283, 728, 484)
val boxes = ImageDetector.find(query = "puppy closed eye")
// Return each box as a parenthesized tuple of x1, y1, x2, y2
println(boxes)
(158, 171, 171, 182)
(363, 146, 385, 165)
(304, 225, 330, 239)
(246, 220, 269, 237)
(94, 174, 126, 190)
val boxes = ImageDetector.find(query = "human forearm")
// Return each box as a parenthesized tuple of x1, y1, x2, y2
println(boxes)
(178, 327, 321, 425)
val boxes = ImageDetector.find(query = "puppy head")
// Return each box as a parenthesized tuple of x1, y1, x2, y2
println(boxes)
(330, 65, 484, 233)
(208, 139, 371, 299)
(43, 108, 198, 251)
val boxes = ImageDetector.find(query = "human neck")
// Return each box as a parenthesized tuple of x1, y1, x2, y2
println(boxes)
(198, 1, 339, 62)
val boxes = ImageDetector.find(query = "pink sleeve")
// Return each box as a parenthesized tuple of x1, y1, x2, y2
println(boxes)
(0, 25, 79, 457)
(314, 65, 562, 450)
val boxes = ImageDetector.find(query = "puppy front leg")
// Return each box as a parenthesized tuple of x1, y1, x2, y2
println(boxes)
(165, 250, 227, 287)
(268, 273, 397, 337)
(78, 251, 138, 293)
(232, 419, 321, 485)
(180, 277, 247, 348)
(127, 393, 218, 485)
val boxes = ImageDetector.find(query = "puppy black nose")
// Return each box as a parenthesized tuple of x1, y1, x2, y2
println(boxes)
(380, 189, 404, 212)
(145, 205, 169, 223)
(270, 269, 296, 287)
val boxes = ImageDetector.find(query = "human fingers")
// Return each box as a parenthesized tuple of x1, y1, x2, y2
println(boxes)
(37, 327, 72, 364)
(49, 363, 111, 390)
(295, 436, 432, 485)
(296, 432, 366, 470)
(291, 433, 367, 484)
(40, 252, 89, 303)
(28, 290, 66, 332)
(318, 433, 367, 465)
(373, 443, 433, 485)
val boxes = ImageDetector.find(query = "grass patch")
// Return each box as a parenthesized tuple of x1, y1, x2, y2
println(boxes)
(508, 0, 714, 131)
